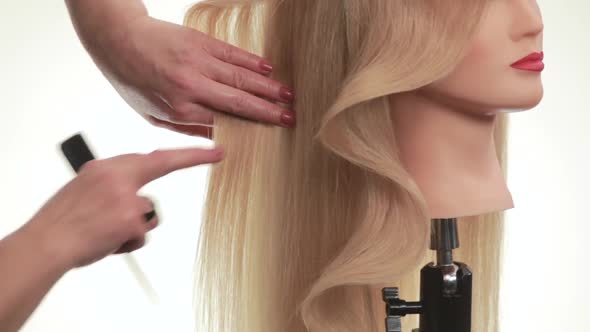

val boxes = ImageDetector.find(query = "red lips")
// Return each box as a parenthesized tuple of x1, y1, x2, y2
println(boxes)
(512, 52, 544, 65)
(511, 51, 544, 72)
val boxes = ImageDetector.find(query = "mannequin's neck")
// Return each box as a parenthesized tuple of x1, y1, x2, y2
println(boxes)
(390, 91, 513, 218)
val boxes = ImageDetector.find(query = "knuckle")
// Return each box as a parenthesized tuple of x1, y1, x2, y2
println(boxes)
(174, 45, 193, 65)
(228, 95, 249, 116)
(147, 149, 166, 163)
(176, 75, 194, 93)
(80, 159, 102, 173)
(82, 160, 117, 184)
(168, 71, 194, 92)
(83, 161, 132, 199)
(95, 168, 120, 188)
(220, 45, 234, 62)
(231, 70, 247, 90)
(267, 82, 279, 95)
(147, 149, 169, 170)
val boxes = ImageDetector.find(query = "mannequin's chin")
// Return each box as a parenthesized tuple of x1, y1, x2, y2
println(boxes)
(483, 104, 540, 115)
(410, 84, 543, 116)
(504, 106, 538, 113)
(487, 88, 544, 114)
(501, 95, 544, 112)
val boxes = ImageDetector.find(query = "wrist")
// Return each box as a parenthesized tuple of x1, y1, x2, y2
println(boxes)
(18, 219, 74, 275)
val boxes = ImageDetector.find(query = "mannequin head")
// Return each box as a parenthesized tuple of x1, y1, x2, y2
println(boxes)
(184, 1, 533, 331)
(417, 0, 544, 115)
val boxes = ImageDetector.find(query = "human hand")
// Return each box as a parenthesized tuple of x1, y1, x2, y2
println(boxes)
(24, 146, 224, 270)
(99, 16, 296, 138)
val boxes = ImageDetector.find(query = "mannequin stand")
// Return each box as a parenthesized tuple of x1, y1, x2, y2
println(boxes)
(382, 218, 472, 332)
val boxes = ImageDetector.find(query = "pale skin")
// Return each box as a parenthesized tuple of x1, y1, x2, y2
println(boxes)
(1, 0, 294, 329)
(0, 147, 225, 332)
(0, 0, 543, 330)
(390, 0, 544, 218)
(64, 0, 296, 138)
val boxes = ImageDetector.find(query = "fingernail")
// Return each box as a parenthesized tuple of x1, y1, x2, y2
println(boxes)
(279, 86, 295, 102)
(280, 111, 296, 128)
(259, 60, 273, 73)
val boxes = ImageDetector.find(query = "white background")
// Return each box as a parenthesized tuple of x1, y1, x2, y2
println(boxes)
(0, 1, 588, 331)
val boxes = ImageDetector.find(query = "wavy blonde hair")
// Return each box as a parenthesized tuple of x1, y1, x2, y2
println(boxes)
(184, 1, 507, 331)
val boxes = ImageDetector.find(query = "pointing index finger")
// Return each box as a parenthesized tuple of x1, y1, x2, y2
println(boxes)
(132, 146, 224, 187)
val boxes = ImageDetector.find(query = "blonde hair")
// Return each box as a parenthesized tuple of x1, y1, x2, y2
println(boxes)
(184, 1, 507, 331)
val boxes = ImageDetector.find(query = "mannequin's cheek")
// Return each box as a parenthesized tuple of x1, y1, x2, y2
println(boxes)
(460, 42, 494, 69)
